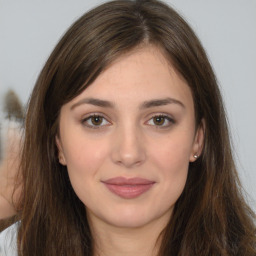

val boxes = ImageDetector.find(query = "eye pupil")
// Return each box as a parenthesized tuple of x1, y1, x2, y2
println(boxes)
(153, 116, 165, 125)
(91, 116, 103, 125)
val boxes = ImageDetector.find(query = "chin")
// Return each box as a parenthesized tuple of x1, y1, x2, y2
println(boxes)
(105, 216, 153, 229)
(96, 204, 172, 230)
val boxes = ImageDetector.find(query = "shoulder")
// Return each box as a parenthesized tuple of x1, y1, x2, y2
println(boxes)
(0, 222, 18, 256)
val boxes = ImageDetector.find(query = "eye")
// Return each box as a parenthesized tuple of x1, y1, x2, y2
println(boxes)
(147, 115, 175, 128)
(81, 114, 110, 129)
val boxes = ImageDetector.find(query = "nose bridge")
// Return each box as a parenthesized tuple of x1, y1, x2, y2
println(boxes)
(111, 119, 146, 168)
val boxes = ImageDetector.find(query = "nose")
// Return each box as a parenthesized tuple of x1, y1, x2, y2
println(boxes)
(111, 124, 146, 168)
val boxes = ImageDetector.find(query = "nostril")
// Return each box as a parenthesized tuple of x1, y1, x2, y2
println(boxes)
(110, 126, 146, 167)
(111, 142, 146, 168)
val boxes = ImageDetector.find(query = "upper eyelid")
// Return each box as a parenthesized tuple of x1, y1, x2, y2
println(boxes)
(146, 113, 175, 121)
(146, 115, 175, 124)
(81, 115, 111, 130)
(81, 112, 110, 121)
(80, 112, 175, 124)
(81, 113, 111, 125)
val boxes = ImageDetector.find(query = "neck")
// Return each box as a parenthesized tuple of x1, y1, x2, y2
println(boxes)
(88, 214, 169, 256)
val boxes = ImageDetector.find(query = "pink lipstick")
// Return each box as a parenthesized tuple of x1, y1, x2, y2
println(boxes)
(102, 177, 155, 199)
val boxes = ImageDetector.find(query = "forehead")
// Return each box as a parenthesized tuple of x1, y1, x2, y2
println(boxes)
(68, 45, 193, 109)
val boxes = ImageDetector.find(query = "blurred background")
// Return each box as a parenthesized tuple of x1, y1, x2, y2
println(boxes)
(0, 0, 255, 210)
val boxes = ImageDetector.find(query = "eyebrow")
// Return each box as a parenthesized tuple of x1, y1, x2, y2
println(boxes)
(140, 97, 185, 109)
(71, 98, 114, 110)
(70, 97, 185, 110)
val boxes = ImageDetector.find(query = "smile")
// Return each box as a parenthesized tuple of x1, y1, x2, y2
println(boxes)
(102, 177, 155, 199)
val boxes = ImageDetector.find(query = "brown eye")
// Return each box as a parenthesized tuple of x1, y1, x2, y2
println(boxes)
(147, 115, 175, 128)
(153, 116, 165, 126)
(82, 115, 110, 129)
(91, 116, 103, 126)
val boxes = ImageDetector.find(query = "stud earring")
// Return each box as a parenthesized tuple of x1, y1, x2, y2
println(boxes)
(193, 154, 198, 159)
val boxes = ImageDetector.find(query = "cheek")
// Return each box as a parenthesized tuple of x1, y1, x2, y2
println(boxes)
(150, 131, 193, 169)
(62, 136, 110, 205)
(153, 144, 190, 211)
(63, 134, 108, 171)
(148, 131, 193, 193)
(62, 136, 109, 189)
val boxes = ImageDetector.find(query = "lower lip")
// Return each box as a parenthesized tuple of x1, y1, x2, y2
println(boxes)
(103, 183, 154, 199)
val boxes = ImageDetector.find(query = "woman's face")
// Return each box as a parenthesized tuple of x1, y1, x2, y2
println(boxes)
(56, 46, 204, 229)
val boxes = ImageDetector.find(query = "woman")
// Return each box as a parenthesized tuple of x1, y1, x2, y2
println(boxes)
(0, 0, 255, 255)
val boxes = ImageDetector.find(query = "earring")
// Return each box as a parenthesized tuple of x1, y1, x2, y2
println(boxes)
(193, 154, 198, 159)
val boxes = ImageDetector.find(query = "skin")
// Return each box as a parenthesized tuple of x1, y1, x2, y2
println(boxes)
(0, 123, 21, 219)
(56, 45, 204, 256)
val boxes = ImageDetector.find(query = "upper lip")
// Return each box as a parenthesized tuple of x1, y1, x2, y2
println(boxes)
(102, 176, 155, 185)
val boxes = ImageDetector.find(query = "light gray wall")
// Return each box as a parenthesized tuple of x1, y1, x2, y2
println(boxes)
(0, 0, 255, 210)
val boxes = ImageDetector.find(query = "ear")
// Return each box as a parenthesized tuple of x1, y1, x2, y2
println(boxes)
(189, 119, 205, 162)
(55, 135, 67, 166)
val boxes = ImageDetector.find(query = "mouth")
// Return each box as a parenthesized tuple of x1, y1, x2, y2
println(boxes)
(102, 177, 155, 199)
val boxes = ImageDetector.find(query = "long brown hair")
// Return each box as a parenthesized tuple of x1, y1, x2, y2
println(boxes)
(16, 0, 255, 255)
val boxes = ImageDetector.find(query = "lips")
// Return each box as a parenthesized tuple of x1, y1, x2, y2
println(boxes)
(102, 177, 155, 199)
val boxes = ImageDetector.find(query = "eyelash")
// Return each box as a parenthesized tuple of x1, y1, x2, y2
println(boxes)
(146, 114, 175, 128)
(81, 114, 111, 129)
(81, 114, 175, 129)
